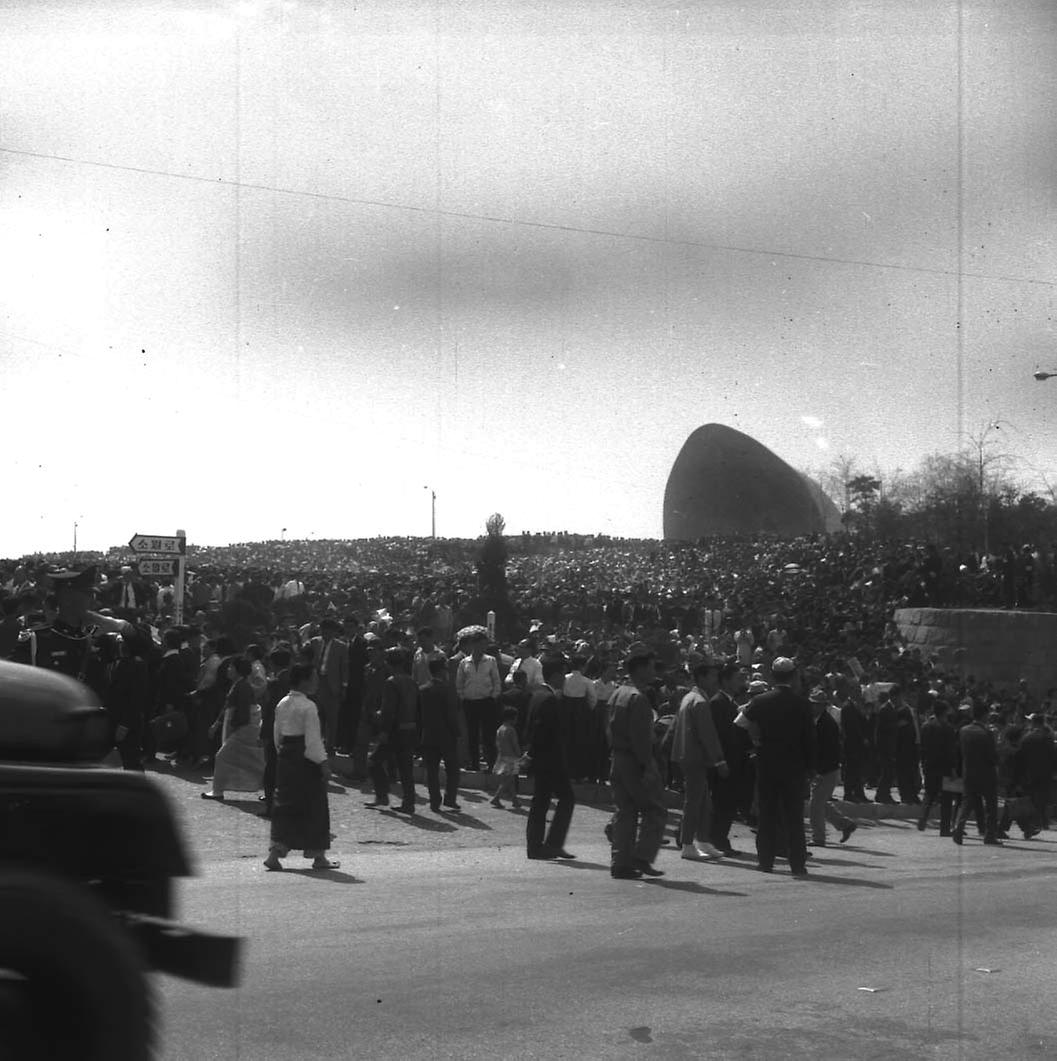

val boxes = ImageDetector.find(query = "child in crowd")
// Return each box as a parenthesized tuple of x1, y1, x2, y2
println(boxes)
(491, 706, 522, 809)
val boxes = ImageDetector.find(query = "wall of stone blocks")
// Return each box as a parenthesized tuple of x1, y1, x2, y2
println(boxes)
(894, 608, 1057, 692)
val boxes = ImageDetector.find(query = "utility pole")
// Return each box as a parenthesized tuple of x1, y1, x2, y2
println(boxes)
(73, 522, 78, 556)
(425, 486, 436, 541)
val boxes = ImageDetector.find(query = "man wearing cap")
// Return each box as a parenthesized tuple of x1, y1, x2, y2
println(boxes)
(737, 657, 815, 877)
(355, 634, 390, 788)
(14, 567, 133, 679)
(606, 642, 669, 879)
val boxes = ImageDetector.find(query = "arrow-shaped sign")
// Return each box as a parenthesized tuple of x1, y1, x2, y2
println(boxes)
(128, 534, 186, 556)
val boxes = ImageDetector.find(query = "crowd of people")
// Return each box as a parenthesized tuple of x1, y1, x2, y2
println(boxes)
(2, 530, 1056, 877)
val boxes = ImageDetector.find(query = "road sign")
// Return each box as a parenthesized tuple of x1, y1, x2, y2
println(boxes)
(139, 559, 175, 577)
(128, 534, 186, 556)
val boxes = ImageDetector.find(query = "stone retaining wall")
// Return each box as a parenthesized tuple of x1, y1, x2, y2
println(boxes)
(894, 608, 1057, 691)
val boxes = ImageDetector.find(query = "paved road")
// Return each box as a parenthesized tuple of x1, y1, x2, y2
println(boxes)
(151, 767, 1057, 1060)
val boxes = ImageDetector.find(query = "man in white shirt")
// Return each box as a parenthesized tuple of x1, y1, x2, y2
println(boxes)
(455, 632, 502, 771)
(504, 639, 544, 688)
(412, 627, 447, 686)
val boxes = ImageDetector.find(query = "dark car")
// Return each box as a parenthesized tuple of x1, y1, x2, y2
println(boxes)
(0, 660, 241, 1060)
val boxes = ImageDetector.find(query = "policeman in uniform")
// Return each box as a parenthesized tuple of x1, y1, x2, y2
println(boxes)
(14, 567, 99, 679)
(14, 566, 136, 681)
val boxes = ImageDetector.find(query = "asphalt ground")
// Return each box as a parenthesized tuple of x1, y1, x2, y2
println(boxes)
(147, 762, 1057, 1060)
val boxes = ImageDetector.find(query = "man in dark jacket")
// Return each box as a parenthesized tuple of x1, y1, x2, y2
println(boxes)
(918, 697, 959, 835)
(952, 701, 1001, 845)
(837, 678, 871, 803)
(258, 646, 291, 818)
(523, 652, 576, 861)
(1016, 714, 1057, 830)
(874, 691, 899, 804)
(738, 657, 815, 877)
(419, 657, 463, 812)
(807, 688, 856, 847)
(708, 662, 754, 856)
(366, 648, 418, 814)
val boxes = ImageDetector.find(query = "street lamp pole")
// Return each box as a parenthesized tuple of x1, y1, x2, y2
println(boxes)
(424, 486, 436, 541)
(73, 522, 77, 556)
(1034, 370, 1057, 381)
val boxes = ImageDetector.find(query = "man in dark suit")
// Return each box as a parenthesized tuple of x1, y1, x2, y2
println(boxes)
(523, 652, 576, 861)
(917, 697, 958, 835)
(738, 657, 815, 877)
(419, 657, 463, 812)
(709, 662, 753, 856)
(1016, 714, 1057, 830)
(107, 566, 150, 614)
(874, 691, 899, 804)
(952, 700, 1001, 845)
(310, 618, 348, 755)
(838, 680, 871, 803)
(339, 615, 368, 757)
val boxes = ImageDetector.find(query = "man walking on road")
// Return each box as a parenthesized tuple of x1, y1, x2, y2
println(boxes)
(606, 642, 669, 880)
(737, 657, 815, 877)
(918, 697, 958, 835)
(807, 687, 856, 847)
(419, 657, 463, 812)
(523, 652, 576, 861)
(952, 700, 1001, 846)
(672, 662, 726, 861)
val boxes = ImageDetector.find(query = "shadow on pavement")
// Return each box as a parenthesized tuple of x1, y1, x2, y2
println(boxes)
(841, 846, 897, 857)
(552, 860, 610, 872)
(644, 878, 748, 897)
(375, 809, 457, 832)
(440, 811, 492, 831)
(270, 867, 363, 884)
(797, 872, 893, 889)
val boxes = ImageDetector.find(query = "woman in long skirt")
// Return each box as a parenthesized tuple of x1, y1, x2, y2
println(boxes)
(265, 663, 339, 871)
(202, 657, 265, 800)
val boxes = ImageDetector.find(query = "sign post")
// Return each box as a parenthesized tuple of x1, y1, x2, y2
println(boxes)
(174, 528, 186, 626)
(128, 530, 187, 625)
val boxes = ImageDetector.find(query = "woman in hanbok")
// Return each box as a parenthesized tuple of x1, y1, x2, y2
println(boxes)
(201, 656, 265, 800)
(264, 663, 339, 871)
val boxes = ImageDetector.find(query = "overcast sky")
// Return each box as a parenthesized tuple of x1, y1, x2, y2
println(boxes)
(1, 0, 1055, 556)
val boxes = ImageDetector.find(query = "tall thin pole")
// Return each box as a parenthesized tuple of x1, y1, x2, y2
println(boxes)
(431, 491, 437, 541)
(73, 522, 77, 555)
(174, 527, 186, 626)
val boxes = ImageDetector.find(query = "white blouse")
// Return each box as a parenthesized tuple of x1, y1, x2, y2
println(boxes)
(273, 690, 327, 764)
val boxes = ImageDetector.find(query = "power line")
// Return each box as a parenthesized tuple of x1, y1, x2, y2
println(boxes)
(2, 144, 1054, 290)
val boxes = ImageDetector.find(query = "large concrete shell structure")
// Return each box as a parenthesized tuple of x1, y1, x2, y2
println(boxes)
(663, 423, 841, 539)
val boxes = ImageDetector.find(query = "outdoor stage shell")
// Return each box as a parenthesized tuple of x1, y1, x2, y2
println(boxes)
(894, 608, 1057, 691)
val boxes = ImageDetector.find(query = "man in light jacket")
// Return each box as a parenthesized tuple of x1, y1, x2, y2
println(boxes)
(672, 661, 727, 861)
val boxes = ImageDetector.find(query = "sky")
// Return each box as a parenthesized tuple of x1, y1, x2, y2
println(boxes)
(1, 0, 1056, 557)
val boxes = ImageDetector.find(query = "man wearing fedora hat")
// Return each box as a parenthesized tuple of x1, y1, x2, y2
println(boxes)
(737, 657, 815, 877)
(606, 642, 669, 879)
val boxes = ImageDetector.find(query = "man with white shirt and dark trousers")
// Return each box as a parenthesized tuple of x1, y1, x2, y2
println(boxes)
(455, 632, 502, 771)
